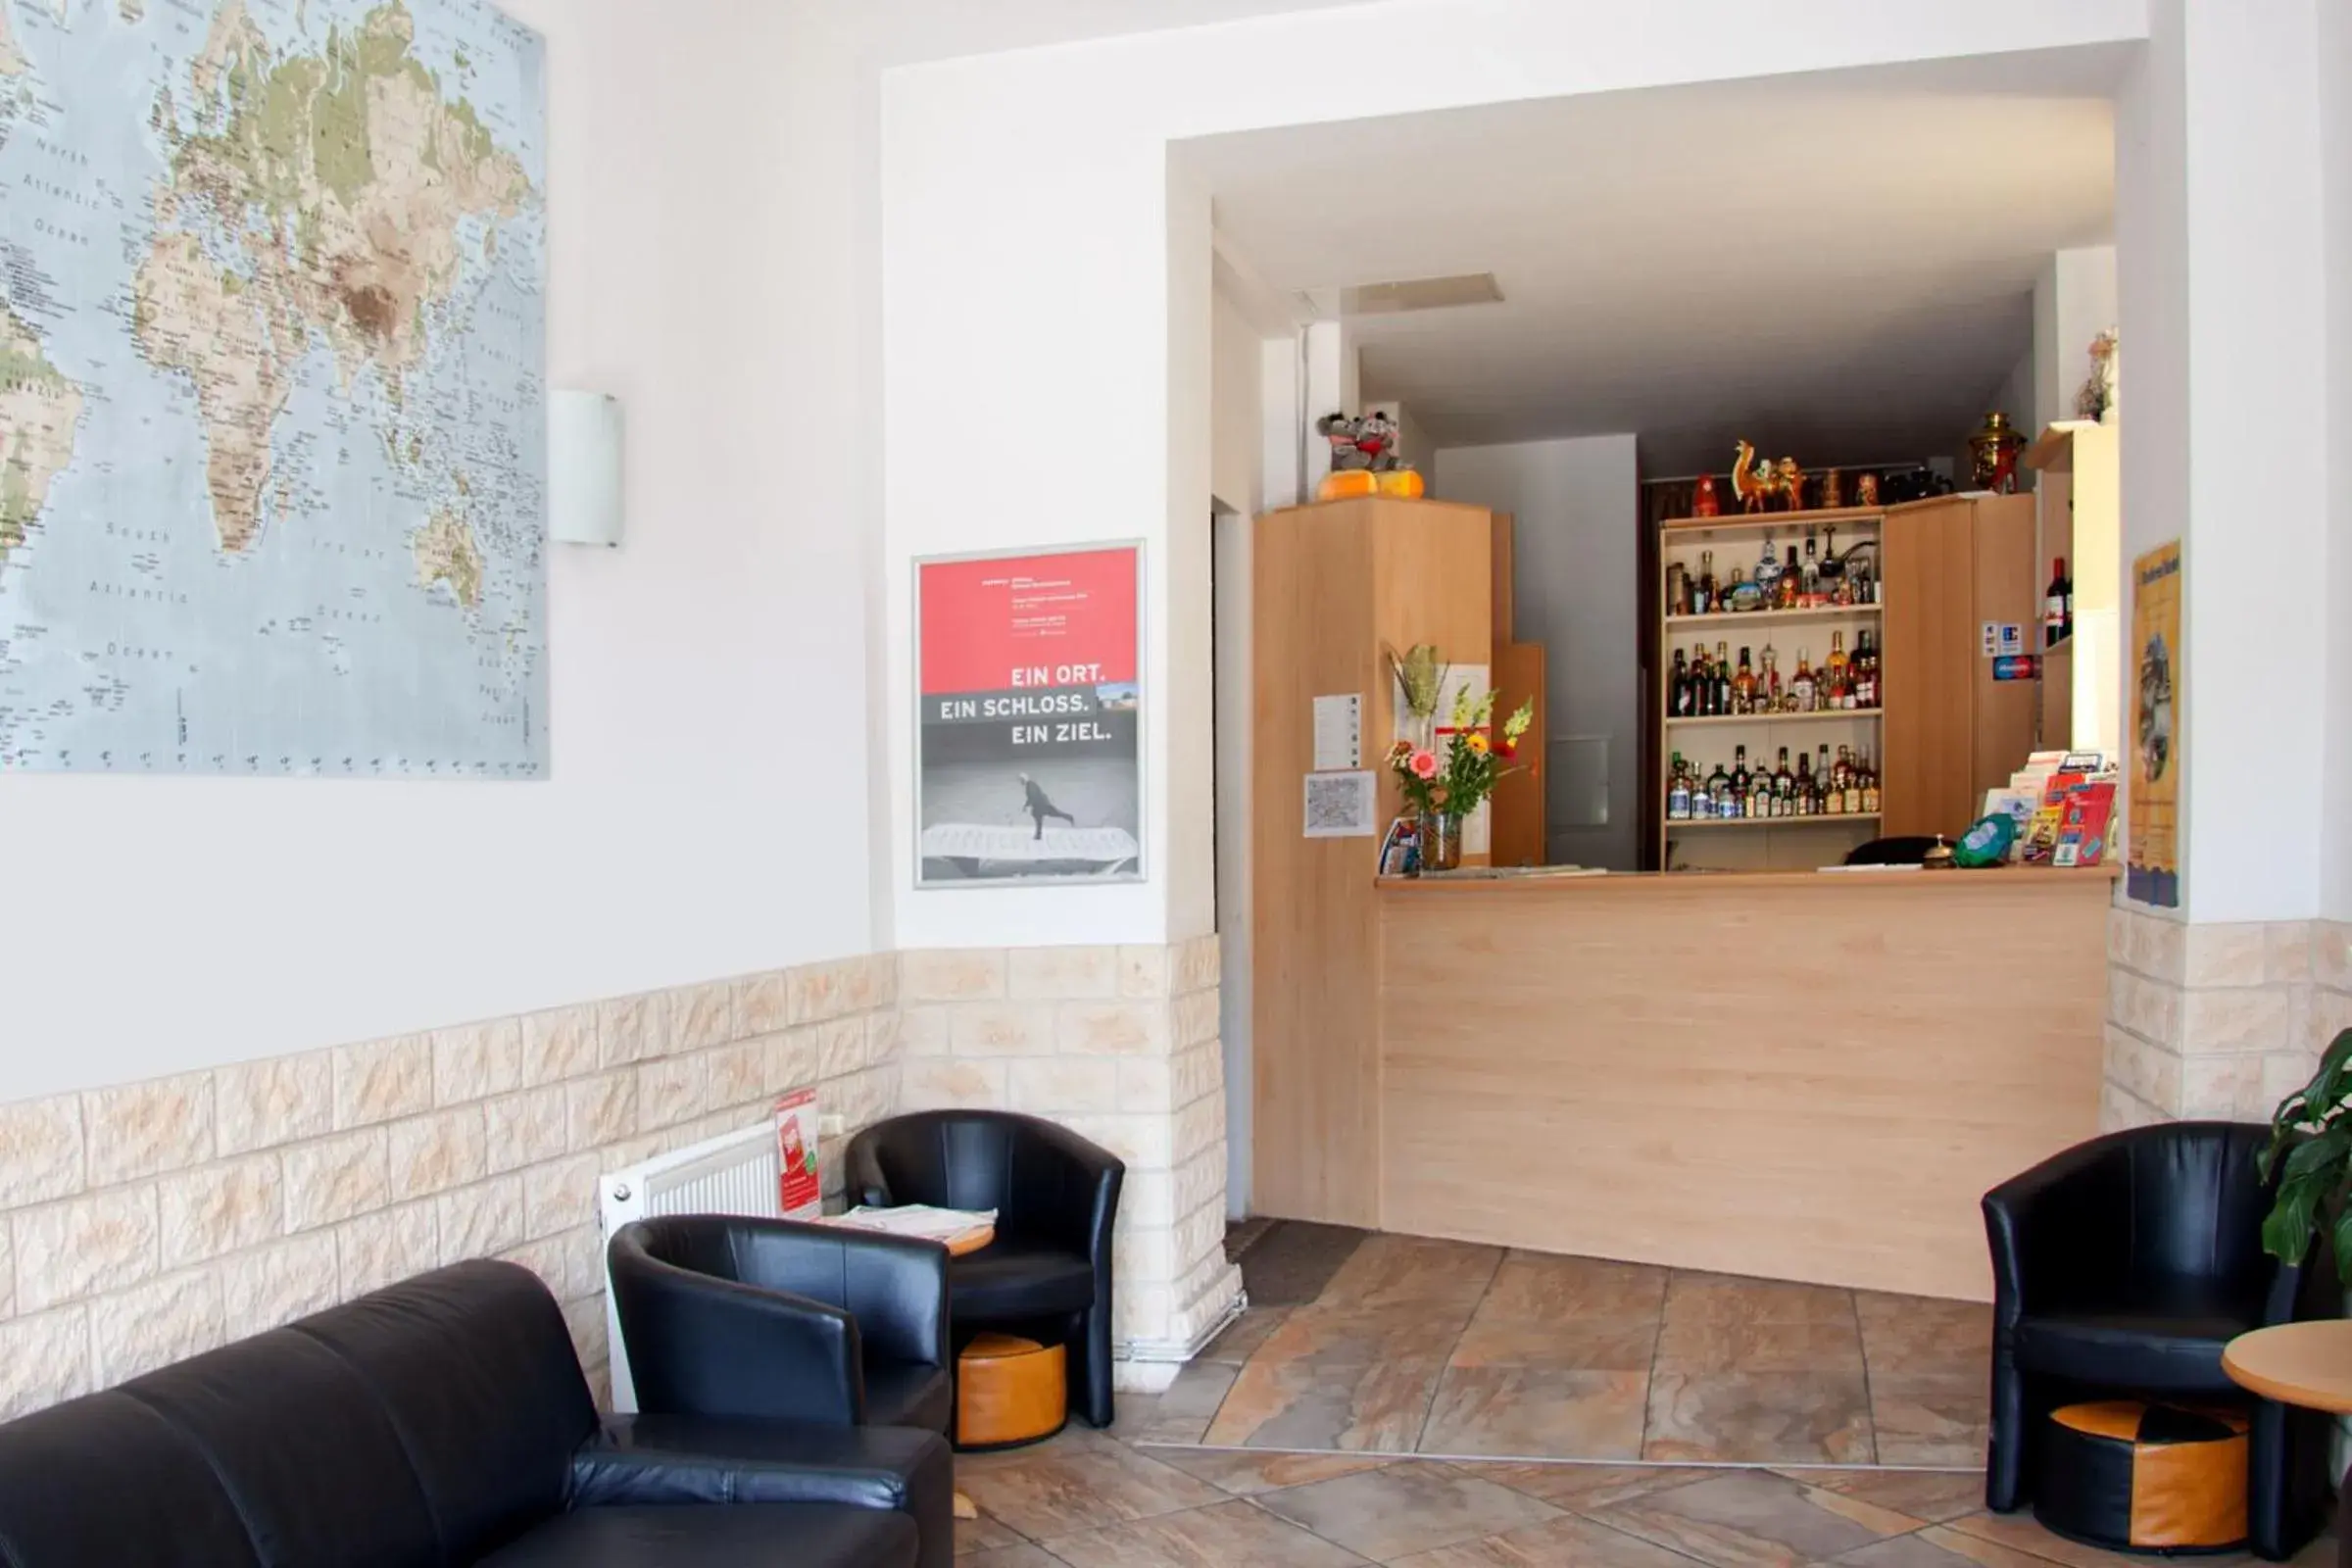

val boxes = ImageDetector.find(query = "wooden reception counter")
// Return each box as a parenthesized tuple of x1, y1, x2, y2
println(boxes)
(1257, 865, 2112, 1303)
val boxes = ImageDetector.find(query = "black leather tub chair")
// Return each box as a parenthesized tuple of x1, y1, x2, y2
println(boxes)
(609, 1214, 954, 1443)
(848, 1109, 1125, 1428)
(1984, 1121, 2338, 1561)
(0, 1259, 950, 1568)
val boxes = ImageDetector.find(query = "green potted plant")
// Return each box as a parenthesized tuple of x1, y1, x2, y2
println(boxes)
(2258, 1028, 2352, 1274)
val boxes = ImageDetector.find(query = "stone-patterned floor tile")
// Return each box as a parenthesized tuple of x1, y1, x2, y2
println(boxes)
(962, 1547, 1073, 1568)
(1042, 1499, 1374, 1566)
(958, 1511, 1031, 1554)
(1199, 1306, 1290, 1365)
(1852, 1294, 1991, 1381)
(1253, 1459, 1564, 1561)
(1388, 1512, 1719, 1567)
(1772, 1470, 1985, 1525)
(1450, 1313, 1660, 1369)
(1867, 1376, 1987, 1468)
(1663, 1272, 1856, 1326)
(1152, 1447, 1398, 1496)
(1316, 1233, 1505, 1313)
(1642, 1372, 1875, 1465)
(956, 1438, 1228, 1540)
(1830, 1524, 2076, 1568)
(1202, 1306, 1462, 1451)
(1127, 1362, 1238, 1445)
(1940, 1510, 2244, 1568)
(1652, 1318, 1867, 1376)
(1460, 1462, 1721, 1512)
(1590, 1470, 1922, 1568)
(1480, 1253, 1669, 1321)
(1419, 1366, 1650, 1460)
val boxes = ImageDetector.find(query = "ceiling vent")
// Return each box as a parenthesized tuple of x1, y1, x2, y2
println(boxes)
(1332, 272, 1504, 317)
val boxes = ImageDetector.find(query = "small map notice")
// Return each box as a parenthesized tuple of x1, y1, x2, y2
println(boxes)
(1303, 770, 1376, 839)
(0, 0, 548, 775)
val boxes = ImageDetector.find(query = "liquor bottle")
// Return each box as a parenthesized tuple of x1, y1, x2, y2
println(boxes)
(1696, 550, 1717, 615)
(1818, 744, 1838, 813)
(1801, 532, 1821, 602)
(1671, 649, 1693, 716)
(1790, 648, 1817, 713)
(1691, 763, 1713, 820)
(1843, 747, 1865, 815)
(1779, 545, 1801, 610)
(1861, 752, 1882, 815)
(1731, 745, 1751, 812)
(1794, 748, 1815, 814)
(1667, 755, 1690, 820)
(1706, 758, 1732, 819)
(1754, 531, 1781, 606)
(1713, 642, 1733, 715)
(1852, 630, 1879, 709)
(1733, 647, 1756, 714)
(2045, 557, 2073, 647)
(1773, 747, 1794, 817)
(1825, 631, 1851, 709)
(1759, 644, 1783, 711)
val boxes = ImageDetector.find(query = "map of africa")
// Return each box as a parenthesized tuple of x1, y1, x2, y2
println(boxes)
(0, 0, 546, 775)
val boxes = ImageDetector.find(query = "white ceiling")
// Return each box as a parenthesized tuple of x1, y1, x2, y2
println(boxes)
(850, 0, 1386, 68)
(1184, 48, 2126, 471)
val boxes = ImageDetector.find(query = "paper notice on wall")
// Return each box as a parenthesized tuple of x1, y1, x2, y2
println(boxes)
(1312, 694, 1361, 771)
(1303, 770, 1378, 838)
(775, 1089, 822, 1219)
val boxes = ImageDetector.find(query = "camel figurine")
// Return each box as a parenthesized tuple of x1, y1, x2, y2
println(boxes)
(1731, 441, 1805, 513)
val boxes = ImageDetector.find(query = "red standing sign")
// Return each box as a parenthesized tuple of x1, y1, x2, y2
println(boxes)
(915, 547, 1143, 886)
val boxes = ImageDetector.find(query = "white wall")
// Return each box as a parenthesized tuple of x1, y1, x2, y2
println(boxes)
(0, 0, 879, 1102)
(2033, 246, 2119, 436)
(1434, 436, 1642, 870)
(2175, 0, 2328, 923)
(878, 0, 2151, 954)
(2324, 0, 2352, 923)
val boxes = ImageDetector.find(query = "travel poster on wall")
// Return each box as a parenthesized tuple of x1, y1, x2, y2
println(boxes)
(915, 546, 1144, 887)
(2127, 541, 2181, 908)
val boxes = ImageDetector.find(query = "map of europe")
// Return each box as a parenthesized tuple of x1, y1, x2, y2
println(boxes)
(0, 0, 546, 774)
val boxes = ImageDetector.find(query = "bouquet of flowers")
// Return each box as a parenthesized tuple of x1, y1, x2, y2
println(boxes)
(1385, 646, 1535, 822)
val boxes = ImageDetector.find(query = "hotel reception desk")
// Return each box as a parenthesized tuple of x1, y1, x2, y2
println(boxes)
(1252, 865, 2113, 1304)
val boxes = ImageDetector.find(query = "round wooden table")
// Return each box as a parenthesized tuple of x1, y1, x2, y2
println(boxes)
(2224, 1322, 2352, 1568)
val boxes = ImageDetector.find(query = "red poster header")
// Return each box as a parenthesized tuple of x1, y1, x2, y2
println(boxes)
(919, 548, 1139, 695)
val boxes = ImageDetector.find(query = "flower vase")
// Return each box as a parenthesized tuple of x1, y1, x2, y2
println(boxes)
(1418, 811, 1463, 873)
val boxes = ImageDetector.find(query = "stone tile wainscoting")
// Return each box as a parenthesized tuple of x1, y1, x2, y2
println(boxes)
(0, 956, 902, 1421)
(897, 939, 1245, 1393)
(2103, 914, 2352, 1128)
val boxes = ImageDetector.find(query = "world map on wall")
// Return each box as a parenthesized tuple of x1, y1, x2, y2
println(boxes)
(0, 0, 546, 775)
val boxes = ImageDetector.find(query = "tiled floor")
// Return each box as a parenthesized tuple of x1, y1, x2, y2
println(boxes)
(951, 1232, 2335, 1567)
(1189, 1232, 1988, 1465)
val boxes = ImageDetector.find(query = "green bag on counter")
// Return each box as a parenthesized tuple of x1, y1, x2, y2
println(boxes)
(1951, 813, 2018, 868)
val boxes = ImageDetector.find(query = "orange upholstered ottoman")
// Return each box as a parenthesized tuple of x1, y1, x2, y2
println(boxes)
(955, 1334, 1066, 1450)
(2035, 1400, 2248, 1553)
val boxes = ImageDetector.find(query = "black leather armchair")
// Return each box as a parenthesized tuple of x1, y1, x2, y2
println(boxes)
(1984, 1121, 2339, 1561)
(610, 1215, 954, 1441)
(848, 1109, 1124, 1428)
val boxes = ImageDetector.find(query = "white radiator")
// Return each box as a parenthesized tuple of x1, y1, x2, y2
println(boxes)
(599, 1122, 782, 1412)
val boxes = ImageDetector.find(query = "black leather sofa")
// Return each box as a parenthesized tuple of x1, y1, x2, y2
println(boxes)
(0, 1259, 951, 1567)
(610, 1215, 953, 1438)
(1984, 1121, 2337, 1561)
(848, 1109, 1124, 1428)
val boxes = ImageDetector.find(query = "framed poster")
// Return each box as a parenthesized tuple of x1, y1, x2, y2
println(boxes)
(915, 545, 1145, 887)
(2127, 541, 2181, 908)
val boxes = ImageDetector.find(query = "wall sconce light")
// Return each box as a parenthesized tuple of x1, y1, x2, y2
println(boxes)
(549, 389, 624, 547)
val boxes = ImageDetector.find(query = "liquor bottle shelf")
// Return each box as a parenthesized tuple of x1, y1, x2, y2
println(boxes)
(1667, 710, 1882, 728)
(1659, 505, 1886, 540)
(1665, 604, 1883, 628)
(1667, 813, 1883, 831)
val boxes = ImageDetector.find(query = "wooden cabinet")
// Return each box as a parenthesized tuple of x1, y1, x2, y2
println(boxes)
(1880, 494, 2039, 840)
(1250, 496, 1493, 1227)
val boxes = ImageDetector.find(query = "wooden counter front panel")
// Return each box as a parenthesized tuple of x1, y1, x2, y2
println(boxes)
(1377, 876, 2106, 1300)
